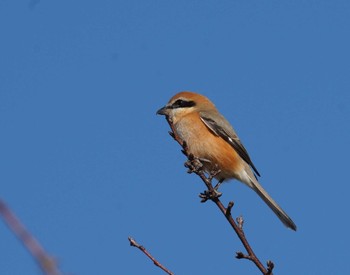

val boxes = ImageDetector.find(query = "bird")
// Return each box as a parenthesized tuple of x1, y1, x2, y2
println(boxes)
(156, 91, 297, 231)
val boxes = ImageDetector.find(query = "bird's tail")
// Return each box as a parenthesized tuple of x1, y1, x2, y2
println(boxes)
(243, 171, 297, 231)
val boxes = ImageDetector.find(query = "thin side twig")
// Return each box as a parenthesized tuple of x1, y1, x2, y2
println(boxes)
(128, 236, 174, 275)
(165, 118, 274, 275)
(0, 199, 61, 275)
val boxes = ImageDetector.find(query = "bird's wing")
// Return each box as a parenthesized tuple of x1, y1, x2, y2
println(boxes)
(200, 111, 260, 177)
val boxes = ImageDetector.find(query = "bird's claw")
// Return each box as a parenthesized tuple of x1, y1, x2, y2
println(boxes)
(184, 155, 204, 174)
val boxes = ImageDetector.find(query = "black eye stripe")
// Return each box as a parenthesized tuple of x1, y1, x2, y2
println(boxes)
(171, 99, 196, 108)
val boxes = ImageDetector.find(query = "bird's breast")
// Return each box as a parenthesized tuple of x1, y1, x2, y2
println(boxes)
(174, 117, 244, 180)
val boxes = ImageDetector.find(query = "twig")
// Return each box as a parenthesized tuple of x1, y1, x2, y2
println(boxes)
(226, 201, 234, 217)
(128, 236, 174, 275)
(0, 199, 61, 275)
(266, 260, 275, 275)
(165, 118, 274, 275)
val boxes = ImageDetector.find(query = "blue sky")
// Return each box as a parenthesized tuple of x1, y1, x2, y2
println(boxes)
(1, 1, 350, 274)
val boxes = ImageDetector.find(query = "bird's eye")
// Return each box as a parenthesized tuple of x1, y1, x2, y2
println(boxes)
(172, 99, 196, 108)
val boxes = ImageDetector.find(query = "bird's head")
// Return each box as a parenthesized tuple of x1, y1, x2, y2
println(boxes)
(156, 91, 216, 123)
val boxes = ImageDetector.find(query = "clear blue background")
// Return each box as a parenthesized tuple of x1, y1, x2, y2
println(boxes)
(1, 1, 349, 274)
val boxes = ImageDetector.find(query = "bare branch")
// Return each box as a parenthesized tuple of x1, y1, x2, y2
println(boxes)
(128, 236, 174, 275)
(0, 199, 61, 275)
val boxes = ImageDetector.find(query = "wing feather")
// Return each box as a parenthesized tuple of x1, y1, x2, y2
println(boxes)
(200, 112, 261, 177)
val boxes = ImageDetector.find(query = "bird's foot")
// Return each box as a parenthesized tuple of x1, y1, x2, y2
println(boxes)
(184, 155, 210, 174)
(213, 178, 224, 191)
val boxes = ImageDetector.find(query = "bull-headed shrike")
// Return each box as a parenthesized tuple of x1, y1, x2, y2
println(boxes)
(157, 91, 296, 231)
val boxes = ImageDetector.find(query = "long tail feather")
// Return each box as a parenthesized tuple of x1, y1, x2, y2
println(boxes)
(244, 171, 297, 231)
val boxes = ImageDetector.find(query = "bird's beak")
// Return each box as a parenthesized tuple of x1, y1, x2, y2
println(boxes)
(156, 106, 169, 116)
